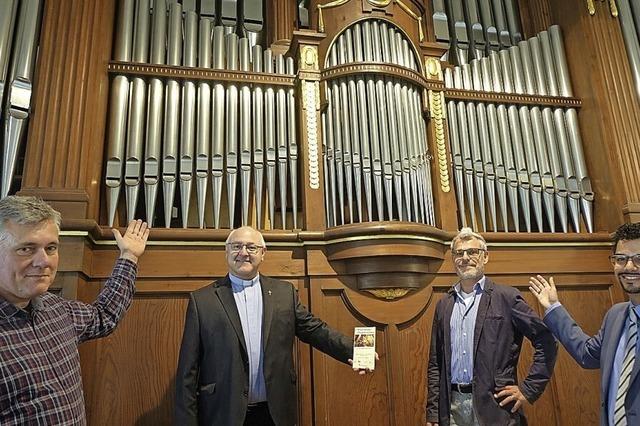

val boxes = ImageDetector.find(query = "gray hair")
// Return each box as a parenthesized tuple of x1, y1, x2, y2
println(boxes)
(451, 227, 487, 251)
(225, 226, 267, 248)
(0, 196, 62, 239)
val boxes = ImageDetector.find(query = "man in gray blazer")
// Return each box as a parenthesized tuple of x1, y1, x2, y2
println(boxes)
(529, 222, 640, 426)
(427, 228, 557, 426)
(175, 226, 369, 426)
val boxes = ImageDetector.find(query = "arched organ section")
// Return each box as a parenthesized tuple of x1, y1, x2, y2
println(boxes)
(321, 19, 436, 227)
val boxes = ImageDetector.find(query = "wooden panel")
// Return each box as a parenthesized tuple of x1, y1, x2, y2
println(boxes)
(393, 291, 437, 426)
(89, 246, 306, 279)
(548, 285, 613, 425)
(311, 277, 392, 426)
(85, 294, 188, 426)
(517, 292, 558, 426)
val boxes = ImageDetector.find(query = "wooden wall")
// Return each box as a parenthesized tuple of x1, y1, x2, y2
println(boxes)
(48, 228, 618, 426)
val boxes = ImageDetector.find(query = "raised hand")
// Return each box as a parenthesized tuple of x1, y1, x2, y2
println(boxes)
(528, 275, 559, 310)
(112, 219, 150, 263)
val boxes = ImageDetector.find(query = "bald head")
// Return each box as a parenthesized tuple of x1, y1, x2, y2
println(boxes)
(225, 226, 266, 248)
(225, 226, 266, 280)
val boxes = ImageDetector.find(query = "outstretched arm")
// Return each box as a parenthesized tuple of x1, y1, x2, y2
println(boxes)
(69, 220, 150, 342)
(529, 275, 603, 369)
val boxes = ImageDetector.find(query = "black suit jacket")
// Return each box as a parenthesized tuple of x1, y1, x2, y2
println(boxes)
(426, 278, 558, 426)
(174, 275, 352, 426)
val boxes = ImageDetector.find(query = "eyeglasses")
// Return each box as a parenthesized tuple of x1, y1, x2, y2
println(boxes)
(452, 248, 486, 258)
(227, 243, 264, 254)
(609, 254, 640, 268)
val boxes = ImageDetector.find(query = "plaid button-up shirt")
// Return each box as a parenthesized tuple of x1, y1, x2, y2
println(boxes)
(0, 258, 137, 425)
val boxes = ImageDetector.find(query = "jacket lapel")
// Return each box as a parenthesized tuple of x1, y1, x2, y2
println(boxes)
(214, 275, 247, 355)
(473, 278, 493, 357)
(260, 276, 275, 348)
(443, 288, 456, 378)
(602, 304, 628, 399)
(625, 307, 640, 392)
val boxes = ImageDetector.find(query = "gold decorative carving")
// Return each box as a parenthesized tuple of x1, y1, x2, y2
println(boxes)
(424, 58, 449, 193)
(317, 0, 350, 32)
(586, 0, 618, 16)
(302, 80, 321, 189)
(367, 0, 392, 6)
(429, 89, 450, 193)
(365, 288, 411, 300)
(301, 45, 319, 71)
(425, 57, 442, 80)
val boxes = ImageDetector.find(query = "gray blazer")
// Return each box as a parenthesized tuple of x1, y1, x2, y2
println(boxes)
(174, 275, 352, 426)
(427, 279, 557, 426)
(544, 302, 640, 426)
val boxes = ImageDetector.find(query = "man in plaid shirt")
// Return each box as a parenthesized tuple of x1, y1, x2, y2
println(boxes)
(0, 196, 149, 425)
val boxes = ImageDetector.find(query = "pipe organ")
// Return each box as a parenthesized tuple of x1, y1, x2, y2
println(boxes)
(6, 0, 640, 424)
(322, 19, 436, 226)
(97, 0, 597, 233)
(444, 26, 593, 233)
(617, 0, 640, 101)
(105, 0, 298, 230)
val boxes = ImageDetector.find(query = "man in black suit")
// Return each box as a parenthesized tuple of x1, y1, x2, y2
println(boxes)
(426, 228, 557, 426)
(175, 226, 366, 426)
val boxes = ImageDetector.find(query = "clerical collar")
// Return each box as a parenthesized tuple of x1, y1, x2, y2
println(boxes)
(229, 273, 260, 288)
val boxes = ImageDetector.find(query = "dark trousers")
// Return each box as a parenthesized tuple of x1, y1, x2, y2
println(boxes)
(243, 402, 275, 426)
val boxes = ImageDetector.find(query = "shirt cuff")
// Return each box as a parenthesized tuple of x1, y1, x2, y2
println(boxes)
(544, 301, 562, 317)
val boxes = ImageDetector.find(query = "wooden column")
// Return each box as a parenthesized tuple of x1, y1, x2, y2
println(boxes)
(545, 0, 640, 227)
(421, 43, 458, 232)
(290, 30, 327, 230)
(20, 0, 116, 221)
(267, 0, 298, 53)
(518, 0, 553, 37)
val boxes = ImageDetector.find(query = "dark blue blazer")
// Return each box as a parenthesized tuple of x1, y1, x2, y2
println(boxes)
(427, 278, 558, 426)
(544, 302, 640, 426)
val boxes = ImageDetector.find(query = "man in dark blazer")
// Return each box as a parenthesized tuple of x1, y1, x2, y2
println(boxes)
(426, 228, 557, 426)
(175, 226, 365, 426)
(529, 222, 640, 426)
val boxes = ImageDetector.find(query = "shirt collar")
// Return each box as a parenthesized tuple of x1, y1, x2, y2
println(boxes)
(229, 273, 260, 289)
(0, 294, 44, 320)
(454, 275, 486, 299)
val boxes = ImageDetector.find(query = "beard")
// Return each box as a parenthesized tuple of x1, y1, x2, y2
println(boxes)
(457, 267, 483, 282)
(621, 282, 640, 294)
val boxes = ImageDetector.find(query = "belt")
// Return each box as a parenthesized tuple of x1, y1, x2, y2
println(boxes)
(451, 383, 473, 393)
(247, 402, 268, 412)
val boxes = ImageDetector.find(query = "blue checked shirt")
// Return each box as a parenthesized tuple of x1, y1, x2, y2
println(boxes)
(450, 277, 486, 385)
(0, 258, 137, 425)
